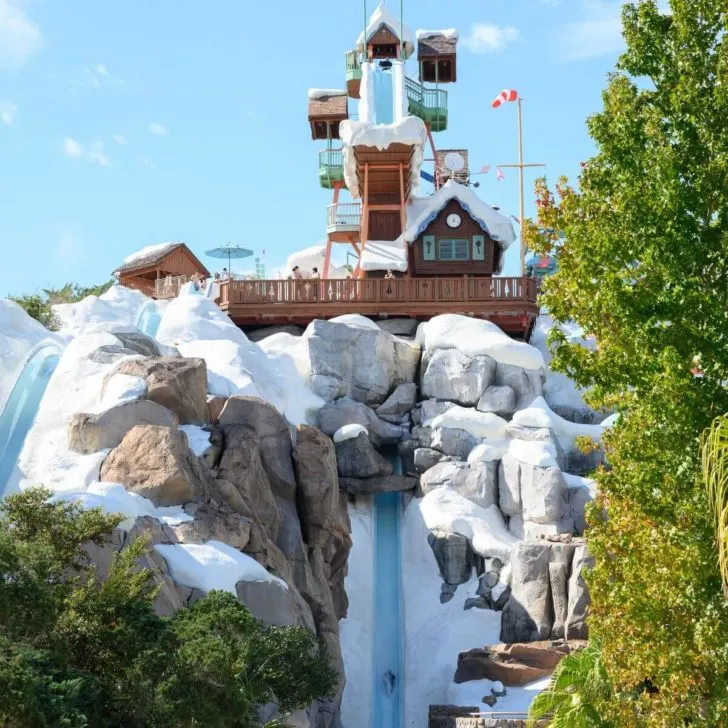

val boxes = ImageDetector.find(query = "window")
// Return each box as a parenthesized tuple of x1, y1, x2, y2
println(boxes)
(438, 239, 469, 261)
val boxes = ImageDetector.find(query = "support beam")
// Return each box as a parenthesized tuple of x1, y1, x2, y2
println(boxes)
(354, 163, 370, 279)
(398, 162, 406, 240)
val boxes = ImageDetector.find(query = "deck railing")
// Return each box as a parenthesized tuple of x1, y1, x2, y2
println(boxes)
(155, 275, 191, 299)
(326, 202, 362, 230)
(218, 276, 537, 308)
(345, 50, 364, 75)
(405, 77, 448, 111)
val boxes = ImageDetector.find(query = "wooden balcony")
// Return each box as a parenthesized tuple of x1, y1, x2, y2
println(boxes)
(327, 202, 361, 242)
(218, 276, 539, 338)
(406, 77, 448, 132)
(319, 148, 345, 189)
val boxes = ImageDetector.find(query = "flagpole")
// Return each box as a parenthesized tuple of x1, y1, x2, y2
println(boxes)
(517, 98, 525, 276)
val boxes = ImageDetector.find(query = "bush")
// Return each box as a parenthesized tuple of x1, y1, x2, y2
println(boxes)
(0, 489, 337, 727)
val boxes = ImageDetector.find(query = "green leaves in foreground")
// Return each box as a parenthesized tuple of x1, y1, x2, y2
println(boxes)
(0, 488, 337, 727)
(702, 414, 728, 600)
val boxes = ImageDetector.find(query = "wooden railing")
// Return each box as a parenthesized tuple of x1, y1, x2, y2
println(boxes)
(326, 202, 362, 229)
(155, 275, 191, 299)
(319, 148, 343, 171)
(218, 276, 537, 308)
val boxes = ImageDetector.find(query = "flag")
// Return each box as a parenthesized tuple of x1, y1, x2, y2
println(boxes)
(496, 168, 505, 181)
(479, 165, 491, 174)
(492, 89, 519, 109)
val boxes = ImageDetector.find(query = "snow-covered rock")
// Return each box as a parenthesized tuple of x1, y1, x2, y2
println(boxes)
(477, 384, 516, 418)
(53, 285, 151, 334)
(318, 397, 406, 445)
(421, 348, 495, 405)
(420, 461, 498, 510)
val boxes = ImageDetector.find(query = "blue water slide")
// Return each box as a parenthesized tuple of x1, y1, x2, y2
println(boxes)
(0, 345, 61, 496)
(372, 451, 404, 727)
(135, 301, 162, 338)
(373, 64, 394, 125)
(420, 169, 435, 183)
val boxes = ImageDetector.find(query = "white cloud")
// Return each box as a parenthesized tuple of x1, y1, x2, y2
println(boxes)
(64, 137, 110, 166)
(73, 63, 123, 89)
(0, 101, 17, 125)
(63, 137, 84, 158)
(148, 122, 168, 136)
(138, 156, 157, 170)
(0, 0, 42, 69)
(462, 23, 519, 54)
(560, 0, 624, 61)
(110, 133, 126, 145)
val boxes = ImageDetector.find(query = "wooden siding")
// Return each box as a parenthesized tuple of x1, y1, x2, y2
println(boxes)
(118, 246, 209, 295)
(354, 143, 415, 198)
(409, 199, 499, 276)
(368, 25, 400, 58)
(369, 210, 402, 240)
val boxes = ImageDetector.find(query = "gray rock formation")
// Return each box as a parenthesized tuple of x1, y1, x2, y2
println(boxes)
(317, 397, 406, 445)
(413, 447, 449, 474)
(236, 579, 298, 626)
(100, 425, 204, 506)
(415, 399, 455, 426)
(334, 432, 393, 479)
(420, 348, 496, 406)
(420, 461, 498, 510)
(566, 544, 593, 640)
(111, 356, 208, 424)
(375, 382, 417, 422)
(430, 426, 477, 459)
(548, 543, 576, 639)
(338, 475, 417, 495)
(477, 385, 517, 418)
(376, 317, 419, 337)
(306, 319, 420, 405)
(218, 396, 297, 500)
(68, 400, 178, 454)
(428, 530, 473, 585)
(494, 362, 545, 412)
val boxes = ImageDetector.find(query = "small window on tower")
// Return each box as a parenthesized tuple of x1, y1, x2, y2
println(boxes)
(438, 239, 469, 261)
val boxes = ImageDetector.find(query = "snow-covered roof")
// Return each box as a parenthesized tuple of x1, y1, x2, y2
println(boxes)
(402, 180, 516, 271)
(340, 116, 427, 198)
(121, 242, 178, 267)
(356, 2, 415, 57)
(114, 241, 210, 277)
(360, 239, 409, 273)
(416, 28, 458, 41)
(307, 88, 347, 100)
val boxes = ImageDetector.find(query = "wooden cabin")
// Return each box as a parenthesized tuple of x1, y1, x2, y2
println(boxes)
(114, 242, 209, 298)
(417, 30, 458, 83)
(308, 90, 348, 141)
(356, 3, 415, 61)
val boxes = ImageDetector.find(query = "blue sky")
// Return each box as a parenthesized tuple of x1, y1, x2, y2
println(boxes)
(0, 0, 631, 296)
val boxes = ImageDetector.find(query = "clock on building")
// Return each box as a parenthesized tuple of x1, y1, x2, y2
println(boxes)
(446, 213, 462, 228)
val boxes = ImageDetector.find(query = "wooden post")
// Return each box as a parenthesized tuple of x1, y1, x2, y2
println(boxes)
(398, 162, 406, 239)
(354, 162, 370, 279)
(517, 98, 525, 277)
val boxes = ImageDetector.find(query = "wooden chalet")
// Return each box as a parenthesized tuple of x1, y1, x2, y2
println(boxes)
(417, 30, 458, 84)
(308, 90, 348, 141)
(114, 242, 209, 298)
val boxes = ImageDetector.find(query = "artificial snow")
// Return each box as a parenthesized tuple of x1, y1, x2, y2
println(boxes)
(180, 425, 212, 457)
(53, 481, 192, 530)
(154, 540, 287, 595)
(402, 496, 506, 727)
(327, 314, 379, 330)
(417, 314, 546, 371)
(307, 88, 346, 99)
(119, 241, 176, 267)
(507, 437, 559, 468)
(340, 116, 427, 198)
(0, 299, 64, 413)
(427, 405, 509, 443)
(446, 677, 549, 718)
(92, 373, 146, 414)
(284, 245, 348, 279)
(360, 239, 409, 273)
(416, 28, 458, 40)
(333, 424, 369, 443)
(356, 2, 415, 57)
(392, 60, 407, 123)
(156, 295, 323, 425)
(339, 502, 374, 728)
(401, 181, 516, 268)
(601, 412, 619, 428)
(563, 472, 597, 498)
(467, 442, 507, 464)
(419, 486, 519, 562)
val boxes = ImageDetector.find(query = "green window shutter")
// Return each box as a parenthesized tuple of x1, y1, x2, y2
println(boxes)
(472, 235, 485, 261)
(423, 234, 436, 260)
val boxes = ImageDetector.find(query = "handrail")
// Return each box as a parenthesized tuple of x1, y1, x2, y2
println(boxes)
(326, 202, 362, 228)
(345, 49, 364, 72)
(319, 148, 344, 168)
(405, 77, 447, 110)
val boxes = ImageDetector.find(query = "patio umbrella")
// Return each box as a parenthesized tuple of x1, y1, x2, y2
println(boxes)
(206, 244, 254, 277)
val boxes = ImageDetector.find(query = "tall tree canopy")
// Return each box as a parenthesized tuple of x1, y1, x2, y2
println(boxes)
(524, 0, 728, 724)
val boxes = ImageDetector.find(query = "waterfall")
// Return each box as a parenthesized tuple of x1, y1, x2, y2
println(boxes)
(372, 451, 404, 727)
(372, 64, 395, 125)
(0, 346, 61, 495)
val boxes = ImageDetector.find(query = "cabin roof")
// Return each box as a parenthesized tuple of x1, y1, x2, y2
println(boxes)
(417, 30, 458, 57)
(356, 2, 415, 56)
(308, 90, 348, 118)
(114, 241, 210, 277)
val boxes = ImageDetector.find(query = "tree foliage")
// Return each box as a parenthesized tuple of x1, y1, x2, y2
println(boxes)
(0, 489, 337, 727)
(702, 414, 728, 599)
(9, 280, 114, 331)
(524, 0, 728, 724)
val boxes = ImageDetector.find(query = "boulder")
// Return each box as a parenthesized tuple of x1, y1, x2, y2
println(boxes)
(112, 357, 208, 424)
(172, 504, 251, 551)
(68, 400, 178, 454)
(334, 432, 393, 479)
(416, 399, 455, 425)
(100, 425, 204, 506)
(375, 382, 417, 420)
(498, 455, 522, 517)
(246, 324, 304, 342)
(549, 543, 576, 640)
(207, 395, 227, 424)
(428, 530, 473, 585)
(338, 475, 417, 496)
(454, 645, 558, 686)
(215, 425, 281, 543)
(413, 447, 448, 474)
(317, 397, 406, 446)
(494, 362, 545, 411)
(113, 331, 162, 357)
(500, 542, 553, 643)
(306, 319, 420, 405)
(477, 385, 517, 418)
(236, 579, 298, 627)
(218, 396, 297, 501)
(430, 427, 477, 459)
(420, 349, 496, 406)
(375, 318, 419, 337)
(420, 461, 498, 510)
(292, 425, 340, 548)
(568, 486, 593, 536)
(566, 544, 593, 640)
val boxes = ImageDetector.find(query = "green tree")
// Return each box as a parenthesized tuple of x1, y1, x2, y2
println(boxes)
(528, 644, 614, 728)
(0, 489, 337, 727)
(702, 414, 728, 599)
(524, 0, 728, 724)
